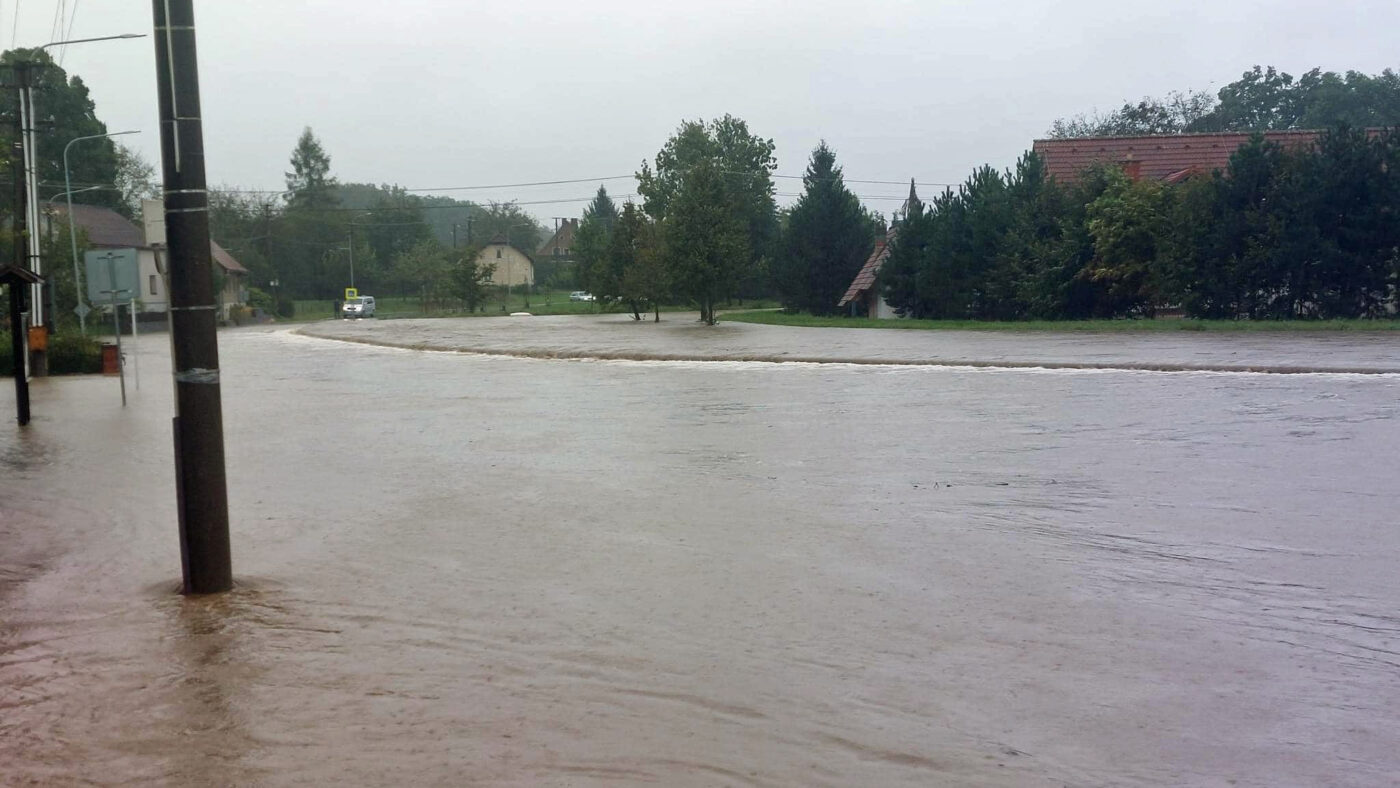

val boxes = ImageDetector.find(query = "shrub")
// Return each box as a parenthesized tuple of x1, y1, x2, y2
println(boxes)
(0, 331, 102, 375)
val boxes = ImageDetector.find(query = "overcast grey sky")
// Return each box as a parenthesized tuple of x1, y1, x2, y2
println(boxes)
(10, 0, 1399, 219)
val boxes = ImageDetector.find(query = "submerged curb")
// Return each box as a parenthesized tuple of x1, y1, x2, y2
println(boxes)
(295, 327, 1400, 375)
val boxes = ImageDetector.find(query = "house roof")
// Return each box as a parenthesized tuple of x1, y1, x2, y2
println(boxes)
(537, 218, 578, 257)
(837, 239, 889, 308)
(482, 233, 536, 263)
(211, 241, 248, 274)
(50, 203, 248, 273)
(1031, 129, 1331, 184)
(50, 203, 147, 248)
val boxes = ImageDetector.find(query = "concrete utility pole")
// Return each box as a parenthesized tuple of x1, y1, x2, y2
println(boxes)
(153, 0, 232, 594)
(8, 62, 46, 377)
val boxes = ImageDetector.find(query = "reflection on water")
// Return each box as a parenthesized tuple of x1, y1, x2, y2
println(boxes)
(2, 325, 1399, 786)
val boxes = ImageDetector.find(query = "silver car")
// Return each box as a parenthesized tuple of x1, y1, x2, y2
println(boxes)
(342, 296, 376, 318)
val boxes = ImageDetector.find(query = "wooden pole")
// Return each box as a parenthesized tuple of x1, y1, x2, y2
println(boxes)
(153, 0, 232, 593)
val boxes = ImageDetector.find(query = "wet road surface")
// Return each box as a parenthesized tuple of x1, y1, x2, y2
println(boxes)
(3, 318, 1399, 786)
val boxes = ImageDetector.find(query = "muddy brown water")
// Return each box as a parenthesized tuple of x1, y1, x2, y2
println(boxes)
(2, 317, 1399, 786)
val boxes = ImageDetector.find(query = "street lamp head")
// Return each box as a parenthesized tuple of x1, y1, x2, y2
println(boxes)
(40, 33, 147, 50)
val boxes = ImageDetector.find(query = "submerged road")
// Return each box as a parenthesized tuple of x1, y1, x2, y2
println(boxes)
(2, 317, 1399, 786)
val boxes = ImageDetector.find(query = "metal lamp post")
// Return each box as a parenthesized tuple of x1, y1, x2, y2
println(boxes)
(63, 130, 140, 335)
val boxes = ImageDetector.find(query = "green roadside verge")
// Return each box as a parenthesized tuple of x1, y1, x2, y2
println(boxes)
(721, 311, 1400, 332)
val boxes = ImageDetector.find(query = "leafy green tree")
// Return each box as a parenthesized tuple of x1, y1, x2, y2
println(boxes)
(393, 240, 454, 310)
(473, 201, 545, 254)
(663, 159, 748, 325)
(1080, 169, 1175, 316)
(1048, 90, 1217, 138)
(361, 186, 434, 287)
(452, 246, 494, 312)
(574, 186, 618, 294)
(115, 144, 159, 220)
(608, 201, 661, 319)
(620, 204, 667, 321)
(638, 115, 777, 302)
(0, 49, 121, 214)
(778, 141, 875, 315)
(1050, 67, 1400, 138)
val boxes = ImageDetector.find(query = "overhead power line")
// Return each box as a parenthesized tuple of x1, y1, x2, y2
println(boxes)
(218, 170, 952, 198)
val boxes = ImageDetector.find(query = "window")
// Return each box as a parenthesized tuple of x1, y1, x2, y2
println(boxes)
(496, 249, 502, 258)
(149, 274, 158, 295)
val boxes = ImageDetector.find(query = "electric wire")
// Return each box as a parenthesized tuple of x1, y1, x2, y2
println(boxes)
(58, 0, 79, 66)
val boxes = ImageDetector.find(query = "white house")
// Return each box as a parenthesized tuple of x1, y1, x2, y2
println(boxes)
(476, 233, 535, 287)
(48, 201, 249, 320)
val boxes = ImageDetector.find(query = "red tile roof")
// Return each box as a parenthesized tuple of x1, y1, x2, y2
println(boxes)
(1032, 130, 1328, 184)
(837, 239, 888, 307)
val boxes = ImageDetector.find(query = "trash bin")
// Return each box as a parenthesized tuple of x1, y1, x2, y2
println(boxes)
(101, 343, 120, 375)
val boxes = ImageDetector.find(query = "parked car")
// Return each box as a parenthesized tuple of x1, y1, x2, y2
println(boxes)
(569, 291, 596, 302)
(342, 296, 376, 318)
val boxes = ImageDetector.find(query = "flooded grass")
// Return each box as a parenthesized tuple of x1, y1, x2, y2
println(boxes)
(722, 311, 1400, 332)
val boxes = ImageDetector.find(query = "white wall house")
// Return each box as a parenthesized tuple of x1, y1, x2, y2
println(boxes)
(476, 234, 535, 287)
(48, 200, 248, 320)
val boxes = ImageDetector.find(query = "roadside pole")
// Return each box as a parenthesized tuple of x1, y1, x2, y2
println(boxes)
(153, 0, 232, 594)
(130, 297, 140, 390)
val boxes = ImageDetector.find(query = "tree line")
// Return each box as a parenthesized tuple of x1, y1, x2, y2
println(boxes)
(1048, 65, 1400, 139)
(7, 51, 1399, 327)
(882, 128, 1400, 320)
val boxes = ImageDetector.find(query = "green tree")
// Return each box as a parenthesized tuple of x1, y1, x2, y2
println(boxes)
(0, 49, 121, 214)
(285, 127, 337, 210)
(393, 240, 455, 310)
(452, 245, 494, 312)
(663, 159, 748, 325)
(778, 141, 875, 315)
(474, 201, 545, 254)
(361, 186, 433, 290)
(608, 201, 662, 319)
(637, 115, 777, 302)
(620, 204, 667, 321)
(115, 144, 159, 220)
(1082, 168, 1173, 316)
(1048, 90, 1217, 138)
(574, 185, 618, 295)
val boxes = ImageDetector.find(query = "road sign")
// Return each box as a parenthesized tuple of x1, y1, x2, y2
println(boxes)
(344, 287, 358, 300)
(74, 302, 92, 320)
(85, 249, 141, 306)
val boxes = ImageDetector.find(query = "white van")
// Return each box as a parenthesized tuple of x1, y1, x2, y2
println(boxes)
(342, 296, 376, 319)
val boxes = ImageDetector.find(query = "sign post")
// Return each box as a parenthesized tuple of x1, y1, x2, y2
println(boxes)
(86, 248, 139, 407)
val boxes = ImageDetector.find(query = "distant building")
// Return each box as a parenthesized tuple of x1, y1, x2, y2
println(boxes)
(476, 233, 535, 287)
(48, 202, 249, 321)
(837, 181, 918, 318)
(537, 218, 579, 261)
(1031, 129, 1333, 185)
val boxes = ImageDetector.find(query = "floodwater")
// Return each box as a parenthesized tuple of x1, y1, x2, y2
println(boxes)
(2, 316, 1399, 786)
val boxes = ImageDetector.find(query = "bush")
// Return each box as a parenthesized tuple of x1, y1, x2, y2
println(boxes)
(0, 331, 103, 376)
(247, 287, 276, 314)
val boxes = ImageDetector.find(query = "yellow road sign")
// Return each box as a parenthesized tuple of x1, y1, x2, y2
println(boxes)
(344, 287, 358, 300)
